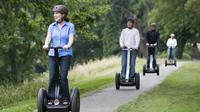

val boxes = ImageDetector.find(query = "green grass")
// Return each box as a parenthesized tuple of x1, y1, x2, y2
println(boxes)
(0, 75, 115, 112)
(117, 61, 200, 112)
(0, 57, 144, 112)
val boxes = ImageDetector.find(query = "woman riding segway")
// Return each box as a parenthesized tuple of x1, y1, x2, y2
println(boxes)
(42, 4, 75, 105)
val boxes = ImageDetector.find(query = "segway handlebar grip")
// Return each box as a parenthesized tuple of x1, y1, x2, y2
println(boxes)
(49, 46, 63, 49)
(122, 48, 134, 51)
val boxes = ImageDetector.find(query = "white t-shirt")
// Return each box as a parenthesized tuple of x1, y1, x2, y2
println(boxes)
(119, 28, 140, 49)
(166, 38, 177, 48)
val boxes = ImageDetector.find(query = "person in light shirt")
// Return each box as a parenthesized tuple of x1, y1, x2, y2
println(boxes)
(166, 34, 177, 60)
(119, 16, 140, 80)
(43, 5, 75, 105)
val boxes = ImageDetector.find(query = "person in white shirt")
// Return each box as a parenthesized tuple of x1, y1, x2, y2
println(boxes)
(119, 16, 140, 79)
(166, 33, 177, 60)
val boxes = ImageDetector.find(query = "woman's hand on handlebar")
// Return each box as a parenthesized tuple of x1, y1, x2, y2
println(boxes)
(63, 44, 70, 50)
(42, 45, 70, 50)
(146, 43, 157, 47)
(121, 46, 127, 49)
(43, 45, 49, 50)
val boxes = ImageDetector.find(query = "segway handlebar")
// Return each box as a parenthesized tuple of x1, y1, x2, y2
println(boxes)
(43, 46, 64, 51)
(43, 46, 64, 55)
(122, 48, 136, 51)
(49, 46, 63, 49)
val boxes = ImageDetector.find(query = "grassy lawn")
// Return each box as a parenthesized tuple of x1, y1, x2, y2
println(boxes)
(0, 56, 144, 112)
(117, 61, 200, 112)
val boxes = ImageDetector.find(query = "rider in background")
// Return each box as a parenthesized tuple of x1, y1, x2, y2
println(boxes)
(119, 16, 140, 80)
(43, 5, 75, 105)
(166, 33, 177, 60)
(145, 23, 160, 69)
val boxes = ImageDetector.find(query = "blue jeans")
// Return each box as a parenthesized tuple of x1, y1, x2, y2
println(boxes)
(147, 47, 157, 69)
(48, 56, 71, 101)
(168, 48, 176, 60)
(121, 50, 137, 78)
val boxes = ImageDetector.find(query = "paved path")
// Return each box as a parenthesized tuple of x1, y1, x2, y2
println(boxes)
(80, 63, 183, 112)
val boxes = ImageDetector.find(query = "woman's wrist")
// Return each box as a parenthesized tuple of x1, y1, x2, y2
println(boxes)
(63, 44, 71, 49)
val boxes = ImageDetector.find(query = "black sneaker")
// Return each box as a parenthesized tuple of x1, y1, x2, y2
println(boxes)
(121, 76, 126, 82)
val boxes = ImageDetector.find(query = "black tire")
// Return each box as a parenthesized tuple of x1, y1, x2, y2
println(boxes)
(174, 60, 177, 67)
(143, 65, 146, 76)
(70, 88, 80, 112)
(115, 73, 120, 90)
(157, 65, 159, 76)
(165, 60, 167, 67)
(37, 88, 47, 112)
(135, 73, 140, 90)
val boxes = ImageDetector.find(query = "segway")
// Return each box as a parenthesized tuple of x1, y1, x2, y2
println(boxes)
(115, 48, 140, 90)
(143, 44, 159, 76)
(37, 47, 80, 112)
(165, 47, 176, 67)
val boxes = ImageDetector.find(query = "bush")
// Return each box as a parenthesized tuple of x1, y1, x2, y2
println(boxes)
(0, 73, 48, 109)
(182, 52, 191, 60)
(158, 51, 167, 59)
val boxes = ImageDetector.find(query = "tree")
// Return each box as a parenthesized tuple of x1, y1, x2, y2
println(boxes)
(0, 0, 110, 83)
(0, 0, 59, 82)
(65, 0, 110, 64)
(149, 0, 200, 58)
(102, 0, 153, 57)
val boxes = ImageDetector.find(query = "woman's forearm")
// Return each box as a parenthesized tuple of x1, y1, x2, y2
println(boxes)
(44, 33, 51, 46)
(67, 36, 74, 47)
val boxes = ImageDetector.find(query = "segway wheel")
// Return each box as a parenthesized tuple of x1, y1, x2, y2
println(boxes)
(115, 73, 120, 90)
(157, 65, 159, 76)
(174, 60, 177, 67)
(37, 88, 47, 112)
(165, 60, 167, 67)
(135, 73, 140, 90)
(70, 88, 80, 112)
(143, 65, 146, 76)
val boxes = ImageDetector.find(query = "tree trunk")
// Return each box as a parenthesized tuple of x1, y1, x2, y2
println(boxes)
(176, 29, 189, 59)
(8, 43, 17, 80)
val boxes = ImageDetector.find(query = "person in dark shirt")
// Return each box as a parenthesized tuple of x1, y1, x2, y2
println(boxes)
(145, 23, 160, 69)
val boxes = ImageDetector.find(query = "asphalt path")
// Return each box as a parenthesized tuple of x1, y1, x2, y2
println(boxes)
(80, 63, 182, 112)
